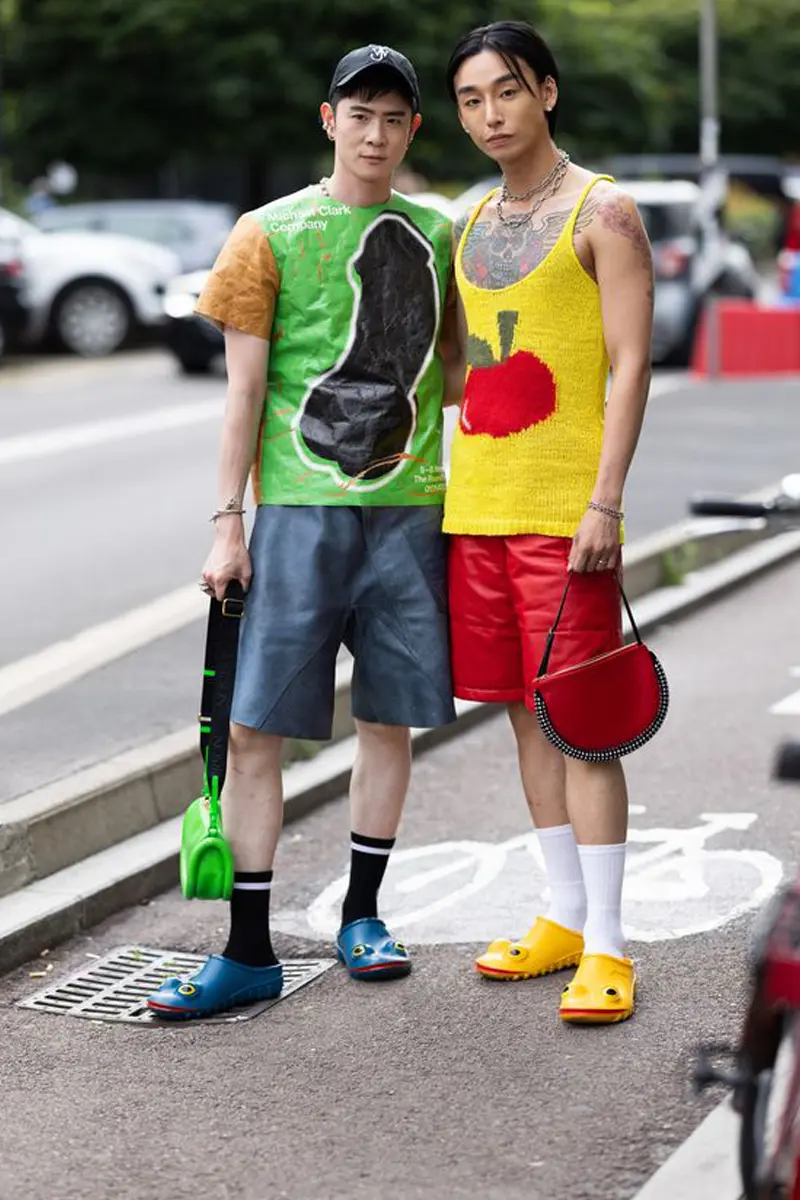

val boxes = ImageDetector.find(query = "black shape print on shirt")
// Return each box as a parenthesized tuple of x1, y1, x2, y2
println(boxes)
(298, 213, 439, 482)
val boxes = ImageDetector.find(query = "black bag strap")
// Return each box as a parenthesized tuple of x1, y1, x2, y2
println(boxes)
(198, 580, 246, 803)
(536, 572, 641, 678)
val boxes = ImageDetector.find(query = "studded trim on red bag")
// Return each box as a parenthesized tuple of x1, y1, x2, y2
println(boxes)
(534, 653, 670, 762)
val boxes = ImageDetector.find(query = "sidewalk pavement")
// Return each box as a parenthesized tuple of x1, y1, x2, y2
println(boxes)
(2, 557, 800, 1199)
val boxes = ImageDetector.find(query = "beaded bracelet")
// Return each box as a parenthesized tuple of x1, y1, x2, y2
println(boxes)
(210, 508, 246, 523)
(588, 499, 624, 521)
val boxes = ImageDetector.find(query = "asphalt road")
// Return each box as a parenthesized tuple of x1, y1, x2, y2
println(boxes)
(1, 558, 799, 1199)
(1, 352, 799, 804)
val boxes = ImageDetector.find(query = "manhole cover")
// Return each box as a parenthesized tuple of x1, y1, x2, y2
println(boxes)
(17, 946, 335, 1025)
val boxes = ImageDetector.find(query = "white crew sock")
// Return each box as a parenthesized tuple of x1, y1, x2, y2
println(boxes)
(536, 824, 587, 933)
(578, 843, 628, 958)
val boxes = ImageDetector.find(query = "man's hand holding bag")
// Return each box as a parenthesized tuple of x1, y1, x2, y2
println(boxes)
(180, 581, 245, 901)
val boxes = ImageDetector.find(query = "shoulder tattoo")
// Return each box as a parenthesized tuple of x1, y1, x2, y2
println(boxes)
(596, 194, 652, 272)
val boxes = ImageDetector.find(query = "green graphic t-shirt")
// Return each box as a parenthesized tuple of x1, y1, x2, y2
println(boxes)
(197, 186, 453, 506)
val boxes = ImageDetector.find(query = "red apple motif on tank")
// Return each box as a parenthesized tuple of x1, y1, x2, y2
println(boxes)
(460, 310, 557, 438)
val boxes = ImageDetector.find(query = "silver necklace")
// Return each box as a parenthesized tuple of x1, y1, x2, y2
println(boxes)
(497, 151, 570, 229)
(502, 151, 570, 201)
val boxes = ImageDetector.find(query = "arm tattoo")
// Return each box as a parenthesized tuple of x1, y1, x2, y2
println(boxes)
(597, 195, 653, 273)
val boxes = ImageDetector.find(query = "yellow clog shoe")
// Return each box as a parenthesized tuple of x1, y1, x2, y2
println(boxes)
(475, 916, 584, 980)
(559, 953, 636, 1024)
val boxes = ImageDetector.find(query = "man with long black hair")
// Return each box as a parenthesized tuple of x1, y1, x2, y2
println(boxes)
(147, 46, 461, 1019)
(445, 22, 654, 1024)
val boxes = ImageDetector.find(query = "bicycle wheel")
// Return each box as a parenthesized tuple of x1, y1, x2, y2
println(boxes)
(740, 1016, 800, 1199)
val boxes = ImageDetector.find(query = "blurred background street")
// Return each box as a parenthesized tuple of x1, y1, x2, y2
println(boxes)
(1, 2, 800, 1198)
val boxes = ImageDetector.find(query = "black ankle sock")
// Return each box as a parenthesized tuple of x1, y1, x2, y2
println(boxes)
(222, 870, 278, 968)
(341, 833, 396, 927)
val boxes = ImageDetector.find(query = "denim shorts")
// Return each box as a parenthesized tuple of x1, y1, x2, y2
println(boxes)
(231, 505, 456, 739)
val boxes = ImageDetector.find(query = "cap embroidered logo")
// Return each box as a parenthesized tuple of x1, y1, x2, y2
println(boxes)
(369, 45, 391, 62)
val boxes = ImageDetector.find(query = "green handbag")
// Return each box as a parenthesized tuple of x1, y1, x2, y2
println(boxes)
(179, 581, 245, 901)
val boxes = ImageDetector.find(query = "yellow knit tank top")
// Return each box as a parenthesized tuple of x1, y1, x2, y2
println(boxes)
(444, 175, 613, 537)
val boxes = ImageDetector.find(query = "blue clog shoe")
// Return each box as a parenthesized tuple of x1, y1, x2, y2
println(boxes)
(336, 917, 411, 981)
(146, 954, 283, 1020)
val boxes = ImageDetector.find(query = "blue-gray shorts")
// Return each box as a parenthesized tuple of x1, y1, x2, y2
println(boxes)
(231, 505, 456, 739)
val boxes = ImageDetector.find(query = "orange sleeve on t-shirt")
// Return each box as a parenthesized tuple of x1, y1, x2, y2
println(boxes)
(195, 214, 278, 340)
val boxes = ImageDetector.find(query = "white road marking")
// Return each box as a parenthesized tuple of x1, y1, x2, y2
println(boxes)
(0, 400, 221, 466)
(275, 807, 783, 945)
(773, 690, 800, 716)
(0, 367, 693, 715)
(0, 585, 206, 718)
(1, 370, 686, 470)
(772, 670, 800, 715)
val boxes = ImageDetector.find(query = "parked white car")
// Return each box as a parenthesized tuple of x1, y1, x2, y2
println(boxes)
(0, 208, 180, 357)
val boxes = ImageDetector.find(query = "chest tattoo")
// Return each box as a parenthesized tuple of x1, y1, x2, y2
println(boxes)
(457, 192, 600, 290)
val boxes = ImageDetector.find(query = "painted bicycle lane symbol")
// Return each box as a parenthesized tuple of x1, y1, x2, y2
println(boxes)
(273, 806, 784, 945)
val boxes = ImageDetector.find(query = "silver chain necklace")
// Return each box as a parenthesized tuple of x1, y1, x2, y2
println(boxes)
(497, 151, 571, 229)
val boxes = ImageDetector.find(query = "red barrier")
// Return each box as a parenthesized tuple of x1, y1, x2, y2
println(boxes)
(691, 300, 800, 377)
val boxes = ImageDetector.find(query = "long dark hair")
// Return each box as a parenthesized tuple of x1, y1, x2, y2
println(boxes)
(446, 21, 560, 136)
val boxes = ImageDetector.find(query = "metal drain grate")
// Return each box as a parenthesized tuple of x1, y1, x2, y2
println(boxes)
(18, 946, 335, 1025)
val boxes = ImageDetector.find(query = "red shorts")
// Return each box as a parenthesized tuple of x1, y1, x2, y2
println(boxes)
(448, 534, 623, 703)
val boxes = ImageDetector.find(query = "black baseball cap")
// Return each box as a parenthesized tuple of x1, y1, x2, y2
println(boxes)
(328, 45, 421, 114)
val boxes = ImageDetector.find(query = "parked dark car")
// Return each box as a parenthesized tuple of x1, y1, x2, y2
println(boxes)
(33, 199, 237, 273)
(163, 269, 223, 374)
(0, 214, 31, 358)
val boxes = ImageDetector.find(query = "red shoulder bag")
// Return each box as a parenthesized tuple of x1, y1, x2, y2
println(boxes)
(527, 574, 669, 762)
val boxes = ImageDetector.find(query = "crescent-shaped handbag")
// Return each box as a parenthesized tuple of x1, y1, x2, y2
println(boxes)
(528, 573, 669, 762)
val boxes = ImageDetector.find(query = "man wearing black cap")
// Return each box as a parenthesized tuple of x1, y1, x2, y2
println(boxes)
(147, 47, 462, 1019)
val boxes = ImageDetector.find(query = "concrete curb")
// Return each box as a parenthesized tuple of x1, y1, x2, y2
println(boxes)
(1, 514, 798, 974)
(630, 1098, 741, 1199)
(0, 658, 355, 900)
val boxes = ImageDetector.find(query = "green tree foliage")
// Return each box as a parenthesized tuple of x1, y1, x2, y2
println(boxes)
(4, 0, 798, 191)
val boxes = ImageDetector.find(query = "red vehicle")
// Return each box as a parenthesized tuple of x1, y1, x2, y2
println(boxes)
(692, 478, 800, 1199)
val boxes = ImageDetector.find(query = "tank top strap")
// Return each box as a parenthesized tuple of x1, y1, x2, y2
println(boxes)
(565, 173, 615, 238)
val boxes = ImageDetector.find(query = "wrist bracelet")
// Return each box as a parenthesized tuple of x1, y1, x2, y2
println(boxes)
(589, 500, 624, 521)
(210, 508, 246, 523)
